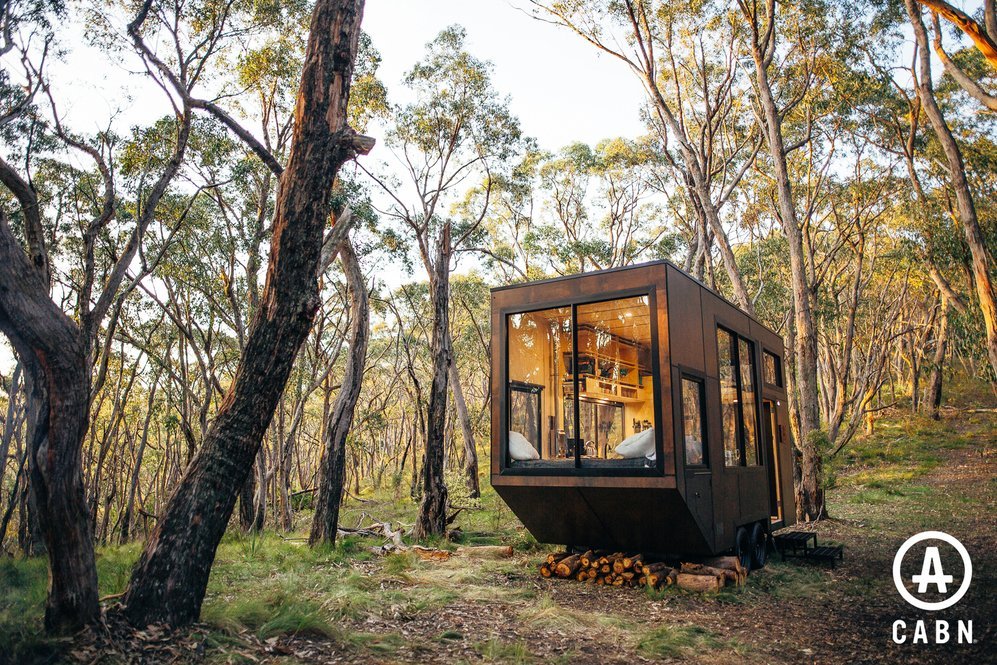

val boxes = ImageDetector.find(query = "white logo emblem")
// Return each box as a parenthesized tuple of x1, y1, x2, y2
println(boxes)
(893, 531, 972, 611)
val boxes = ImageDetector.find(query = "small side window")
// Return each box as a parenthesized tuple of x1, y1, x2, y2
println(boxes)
(681, 377, 707, 467)
(763, 350, 783, 387)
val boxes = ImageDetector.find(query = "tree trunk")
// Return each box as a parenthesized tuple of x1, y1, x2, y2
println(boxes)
(414, 226, 452, 540)
(907, 0, 997, 382)
(310, 238, 370, 545)
(0, 363, 22, 497)
(238, 460, 258, 531)
(121, 373, 160, 544)
(448, 354, 479, 499)
(926, 302, 949, 420)
(0, 220, 99, 632)
(741, 0, 824, 520)
(121, 0, 372, 628)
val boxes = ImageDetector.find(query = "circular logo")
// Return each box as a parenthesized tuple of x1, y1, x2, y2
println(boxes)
(892, 531, 972, 611)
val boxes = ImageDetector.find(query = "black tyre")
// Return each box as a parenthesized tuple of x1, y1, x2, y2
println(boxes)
(750, 522, 768, 569)
(734, 526, 752, 573)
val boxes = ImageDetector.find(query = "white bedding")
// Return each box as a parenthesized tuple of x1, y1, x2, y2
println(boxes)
(509, 430, 540, 461)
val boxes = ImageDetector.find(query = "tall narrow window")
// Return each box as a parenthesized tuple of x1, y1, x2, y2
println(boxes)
(576, 296, 657, 468)
(763, 350, 782, 387)
(507, 308, 573, 464)
(739, 338, 759, 466)
(718, 329, 740, 466)
(681, 377, 706, 466)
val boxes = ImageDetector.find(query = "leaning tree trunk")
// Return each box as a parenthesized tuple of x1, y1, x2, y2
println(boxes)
(0, 218, 98, 632)
(310, 239, 370, 545)
(448, 354, 480, 499)
(907, 0, 997, 382)
(121, 0, 372, 628)
(414, 226, 452, 540)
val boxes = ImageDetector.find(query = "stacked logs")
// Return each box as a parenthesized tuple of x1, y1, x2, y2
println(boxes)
(539, 551, 747, 593)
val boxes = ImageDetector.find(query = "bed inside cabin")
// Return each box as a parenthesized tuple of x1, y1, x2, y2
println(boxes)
(505, 295, 660, 469)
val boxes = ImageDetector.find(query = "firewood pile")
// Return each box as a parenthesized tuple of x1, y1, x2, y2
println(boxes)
(539, 551, 747, 593)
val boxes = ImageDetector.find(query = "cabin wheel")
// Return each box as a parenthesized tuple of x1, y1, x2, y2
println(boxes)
(734, 526, 752, 573)
(750, 522, 768, 569)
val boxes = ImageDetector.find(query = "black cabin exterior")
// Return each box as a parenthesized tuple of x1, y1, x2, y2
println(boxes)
(490, 261, 796, 562)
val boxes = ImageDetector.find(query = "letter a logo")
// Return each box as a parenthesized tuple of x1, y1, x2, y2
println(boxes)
(911, 546, 953, 593)
(893, 531, 973, 611)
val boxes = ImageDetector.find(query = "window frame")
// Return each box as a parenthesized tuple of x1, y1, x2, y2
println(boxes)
(500, 287, 663, 477)
(716, 325, 762, 468)
(679, 373, 708, 469)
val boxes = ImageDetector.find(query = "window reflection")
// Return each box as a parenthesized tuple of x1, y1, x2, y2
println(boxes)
(575, 297, 656, 469)
(507, 308, 572, 464)
(718, 329, 740, 466)
(739, 338, 759, 466)
(681, 377, 706, 466)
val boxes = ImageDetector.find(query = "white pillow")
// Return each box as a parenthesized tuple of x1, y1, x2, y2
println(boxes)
(614, 428, 655, 458)
(509, 430, 540, 461)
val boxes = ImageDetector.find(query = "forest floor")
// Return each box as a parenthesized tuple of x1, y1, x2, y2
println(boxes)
(1, 407, 994, 664)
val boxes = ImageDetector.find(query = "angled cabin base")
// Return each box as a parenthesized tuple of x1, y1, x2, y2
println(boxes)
(490, 261, 796, 560)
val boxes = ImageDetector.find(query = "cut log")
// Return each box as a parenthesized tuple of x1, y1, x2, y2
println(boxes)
(681, 562, 742, 586)
(546, 551, 571, 566)
(676, 572, 724, 593)
(701, 555, 747, 581)
(458, 545, 513, 559)
(623, 554, 642, 570)
(539, 564, 552, 578)
(600, 564, 611, 574)
(555, 554, 582, 578)
(646, 568, 677, 588)
(579, 550, 597, 567)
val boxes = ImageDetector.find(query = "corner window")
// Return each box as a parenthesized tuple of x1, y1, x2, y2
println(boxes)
(680, 377, 706, 466)
(763, 350, 783, 387)
(717, 327, 761, 467)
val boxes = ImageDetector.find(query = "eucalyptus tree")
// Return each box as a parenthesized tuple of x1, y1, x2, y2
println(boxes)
(366, 26, 522, 537)
(532, 0, 757, 314)
(0, 0, 210, 629)
(904, 0, 997, 382)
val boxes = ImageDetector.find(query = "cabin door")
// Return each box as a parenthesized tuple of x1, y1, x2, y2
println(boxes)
(679, 375, 713, 535)
(763, 400, 783, 524)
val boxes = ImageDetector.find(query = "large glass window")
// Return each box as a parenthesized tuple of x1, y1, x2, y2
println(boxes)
(718, 327, 761, 467)
(576, 297, 657, 468)
(506, 295, 658, 470)
(718, 329, 740, 466)
(739, 338, 759, 466)
(681, 377, 706, 466)
(507, 308, 573, 464)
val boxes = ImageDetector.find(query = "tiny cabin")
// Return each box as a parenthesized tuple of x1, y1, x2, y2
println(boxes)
(490, 261, 796, 568)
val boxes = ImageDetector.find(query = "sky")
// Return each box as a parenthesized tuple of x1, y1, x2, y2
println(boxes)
(362, 1, 647, 147)
(0, 1, 650, 373)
